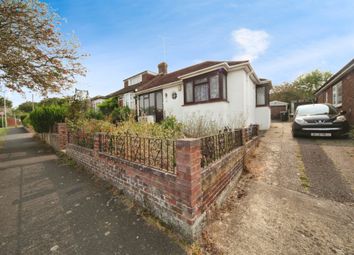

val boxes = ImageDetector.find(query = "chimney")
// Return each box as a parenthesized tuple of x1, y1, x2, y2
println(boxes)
(158, 62, 168, 75)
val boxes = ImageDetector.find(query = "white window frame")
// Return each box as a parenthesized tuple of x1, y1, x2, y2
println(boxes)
(128, 75, 142, 86)
(332, 81, 342, 107)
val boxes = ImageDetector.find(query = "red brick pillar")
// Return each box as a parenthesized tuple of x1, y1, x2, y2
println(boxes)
(93, 133, 101, 157)
(57, 123, 68, 150)
(176, 138, 202, 225)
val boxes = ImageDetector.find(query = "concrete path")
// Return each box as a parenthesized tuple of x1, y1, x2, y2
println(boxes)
(205, 122, 354, 254)
(0, 128, 185, 255)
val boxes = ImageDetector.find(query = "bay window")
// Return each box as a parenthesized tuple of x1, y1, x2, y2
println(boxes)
(183, 70, 227, 104)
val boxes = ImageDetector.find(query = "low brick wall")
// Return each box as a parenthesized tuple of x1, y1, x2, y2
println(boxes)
(201, 138, 259, 210)
(36, 123, 68, 151)
(39, 123, 260, 240)
(38, 133, 60, 151)
(65, 134, 259, 240)
(66, 138, 203, 240)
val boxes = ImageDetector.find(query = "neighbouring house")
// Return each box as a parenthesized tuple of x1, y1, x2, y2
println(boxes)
(90, 95, 106, 110)
(315, 58, 354, 125)
(135, 61, 272, 129)
(270, 100, 288, 120)
(104, 70, 157, 110)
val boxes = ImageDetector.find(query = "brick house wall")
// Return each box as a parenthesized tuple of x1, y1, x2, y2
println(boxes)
(316, 70, 354, 125)
(342, 70, 354, 124)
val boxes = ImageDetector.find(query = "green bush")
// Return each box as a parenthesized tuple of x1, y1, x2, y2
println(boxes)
(161, 116, 182, 131)
(111, 106, 130, 123)
(98, 97, 118, 116)
(29, 105, 68, 133)
(22, 115, 31, 127)
(85, 109, 104, 120)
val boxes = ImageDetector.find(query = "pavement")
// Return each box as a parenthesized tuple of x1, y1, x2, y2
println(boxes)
(0, 128, 186, 255)
(205, 122, 354, 254)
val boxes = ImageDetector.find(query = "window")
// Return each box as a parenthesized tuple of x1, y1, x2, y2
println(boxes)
(256, 86, 266, 106)
(183, 70, 227, 104)
(139, 91, 163, 122)
(332, 82, 342, 106)
(325, 91, 328, 103)
(128, 75, 142, 86)
(185, 82, 193, 103)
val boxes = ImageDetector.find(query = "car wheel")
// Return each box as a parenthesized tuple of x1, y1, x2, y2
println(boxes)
(292, 131, 298, 138)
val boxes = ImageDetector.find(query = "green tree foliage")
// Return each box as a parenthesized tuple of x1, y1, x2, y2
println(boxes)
(39, 97, 70, 106)
(17, 101, 37, 113)
(270, 83, 305, 103)
(0, 0, 86, 95)
(98, 97, 118, 116)
(0, 96, 12, 108)
(111, 106, 130, 123)
(271, 70, 332, 103)
(292, 69, 332, 100)
(85, 109, 104, 120)
(29, 104, 68, 132)
(66, 98, 89, 122)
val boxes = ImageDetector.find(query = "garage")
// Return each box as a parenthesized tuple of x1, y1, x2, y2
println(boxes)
(270, 100, 288, 120)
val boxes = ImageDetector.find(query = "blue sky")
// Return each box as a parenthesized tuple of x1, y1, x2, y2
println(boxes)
(8, 0, 354, 106)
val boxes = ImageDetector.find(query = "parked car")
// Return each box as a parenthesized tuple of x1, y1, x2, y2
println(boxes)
(292, 103, 350, 138)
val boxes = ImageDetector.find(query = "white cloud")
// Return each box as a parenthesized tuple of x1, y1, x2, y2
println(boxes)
(232, 28, 270, 61)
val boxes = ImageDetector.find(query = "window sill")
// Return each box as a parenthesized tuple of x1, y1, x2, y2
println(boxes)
(183, 99, 229, 106)
(256, 104, 269, 107)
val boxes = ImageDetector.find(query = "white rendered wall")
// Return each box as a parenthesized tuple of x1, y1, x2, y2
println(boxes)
(255, 106, 271, 130)
(149, 68, 270, 130)
(163, 69, 251, 128)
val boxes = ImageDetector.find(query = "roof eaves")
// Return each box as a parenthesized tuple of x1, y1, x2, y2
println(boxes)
(315, 58, 354, 95)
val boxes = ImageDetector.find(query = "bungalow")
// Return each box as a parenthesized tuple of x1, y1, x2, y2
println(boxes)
(103, 70, 157, 109)
(135, 61, 272, 130)
(315, 58, 354, 125)
(90, 95, 106, 110)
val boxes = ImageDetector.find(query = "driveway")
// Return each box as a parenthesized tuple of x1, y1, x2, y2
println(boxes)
(0, 128, 185, 255)
(204, 122, 354, 254)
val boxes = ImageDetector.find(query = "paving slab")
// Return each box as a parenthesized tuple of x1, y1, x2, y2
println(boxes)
(0, 128, 185, 255)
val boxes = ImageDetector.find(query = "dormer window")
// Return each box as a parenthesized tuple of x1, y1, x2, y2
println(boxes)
(128, 74, 142, 86)
(183, 70, 227, 105)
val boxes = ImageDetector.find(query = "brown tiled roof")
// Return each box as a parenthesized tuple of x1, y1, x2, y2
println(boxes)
(138, 61, 248, 92)
(315, 58, 354, 94)
(105, 83, 141, 98)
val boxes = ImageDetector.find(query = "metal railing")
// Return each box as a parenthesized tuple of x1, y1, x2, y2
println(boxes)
(99, 133, 176, 173)
(201, 129, 243, 168)
(68, 131, 95, 149)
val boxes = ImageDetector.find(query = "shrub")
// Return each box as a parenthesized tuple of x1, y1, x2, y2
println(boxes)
(98, 97, 118, 116)
(111, 106, 130, 123)
(22, 115, 31, 127)
(85, 109, 104, 120)
(29, 105, 68, 133)
(161, 116, 183, 133)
